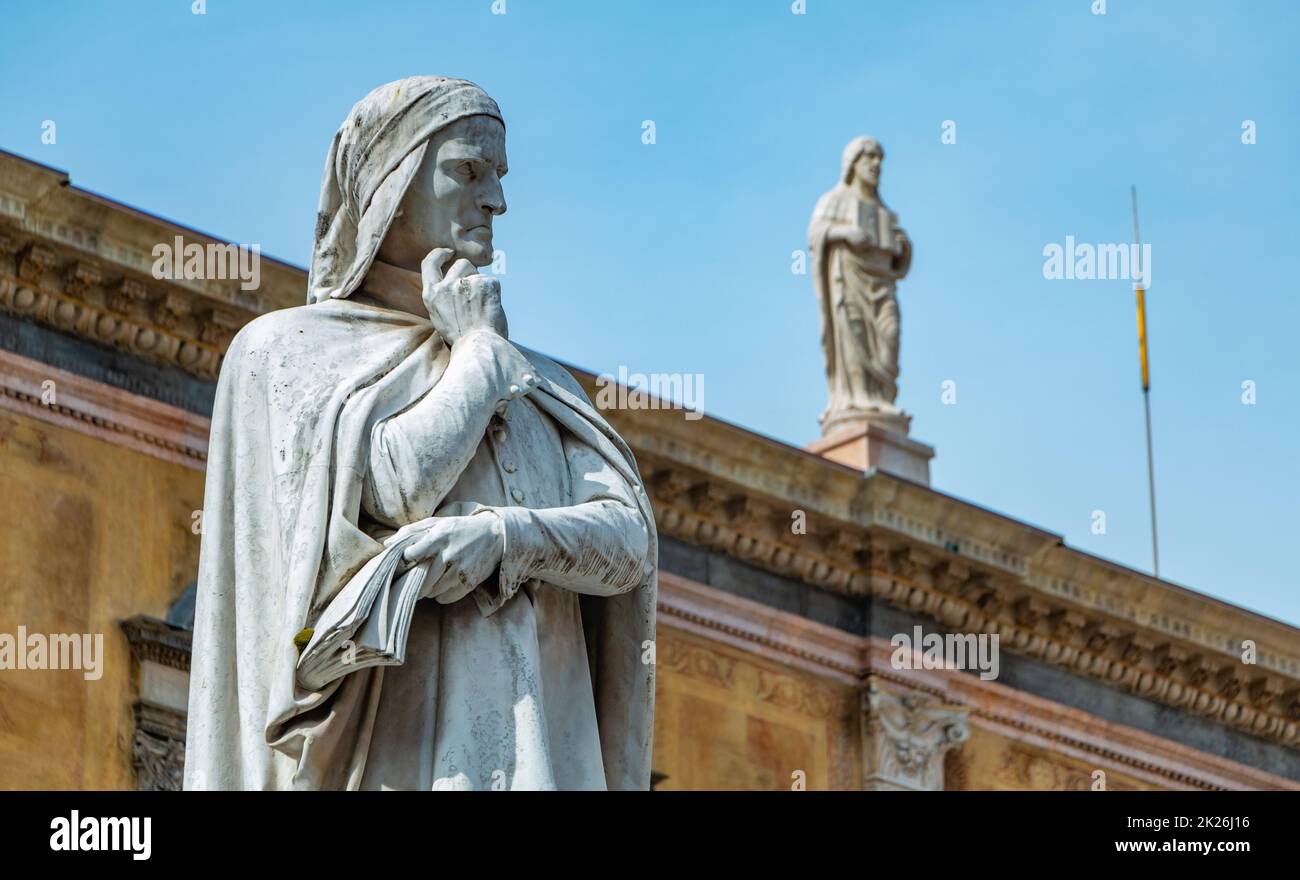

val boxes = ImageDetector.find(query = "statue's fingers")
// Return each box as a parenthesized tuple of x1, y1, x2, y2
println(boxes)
(414, 554, 459, 599)
(463, 275, 501, 299)
(443, 258, 478, 287)
(421, 248, 456, 285)
(419, 558, 474, 602)
(385, 516, 438, 547)
(432, 568, 477, 605)
(403, 531, 448, 564)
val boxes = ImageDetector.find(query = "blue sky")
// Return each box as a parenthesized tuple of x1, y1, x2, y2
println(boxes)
(2, 1, 1297, 623)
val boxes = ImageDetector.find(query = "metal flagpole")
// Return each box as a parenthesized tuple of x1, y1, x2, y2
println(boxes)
(1131, 185, 1160, 578)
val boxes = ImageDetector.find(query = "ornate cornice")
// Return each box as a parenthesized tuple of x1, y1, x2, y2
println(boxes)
(612, 405, 1300, 751)
(120, 615, 194, 673)
(0, 150, 306, 382)
(0, 239, 246, 381)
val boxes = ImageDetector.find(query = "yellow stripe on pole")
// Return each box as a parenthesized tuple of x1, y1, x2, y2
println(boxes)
(1136, 286, 1150, 391)
(1131, 185, 1159, 577)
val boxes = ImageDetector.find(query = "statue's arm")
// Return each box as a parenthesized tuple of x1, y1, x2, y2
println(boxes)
(361, 330, 535, 527)
(893, 228, 912, 277)
(822, 223, 858, 246)
(482, 434, 653, 610)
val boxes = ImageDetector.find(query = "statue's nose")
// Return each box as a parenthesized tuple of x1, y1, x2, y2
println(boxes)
(480, 176, 507, 217)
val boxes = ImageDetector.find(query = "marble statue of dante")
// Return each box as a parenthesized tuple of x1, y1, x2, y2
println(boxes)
(184, 77, 658, 790)
(808, 137, 912, 434)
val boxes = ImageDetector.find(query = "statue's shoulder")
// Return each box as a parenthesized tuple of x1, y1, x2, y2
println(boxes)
(228, 301, 370, 361)
(219, 304, 371, 392)
(227, 305, 317, 358)
(810, 185, 854, 227)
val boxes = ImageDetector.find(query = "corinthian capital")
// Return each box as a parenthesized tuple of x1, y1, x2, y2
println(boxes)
(862, 676, 969, 791)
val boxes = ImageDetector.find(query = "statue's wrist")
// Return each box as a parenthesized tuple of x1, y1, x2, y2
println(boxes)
(458, 325, 505, 342)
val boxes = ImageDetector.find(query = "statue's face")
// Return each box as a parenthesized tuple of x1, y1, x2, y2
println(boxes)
(378, 115, 508, 270)
(853, 148, 882, 188)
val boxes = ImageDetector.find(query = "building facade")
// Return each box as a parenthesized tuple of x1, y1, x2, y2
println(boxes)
(1, 150, 1298, 790)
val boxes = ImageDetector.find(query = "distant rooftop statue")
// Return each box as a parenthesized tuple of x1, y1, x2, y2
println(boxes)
(808, 136, 912, 436)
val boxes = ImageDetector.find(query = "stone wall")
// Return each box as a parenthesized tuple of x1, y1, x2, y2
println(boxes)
(0, 407, 201, 788)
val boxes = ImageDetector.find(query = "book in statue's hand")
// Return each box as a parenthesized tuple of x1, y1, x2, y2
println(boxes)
(295, 524, 434, 691)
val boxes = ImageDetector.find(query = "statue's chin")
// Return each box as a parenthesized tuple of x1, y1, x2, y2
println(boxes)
(455, 239, 494, 267)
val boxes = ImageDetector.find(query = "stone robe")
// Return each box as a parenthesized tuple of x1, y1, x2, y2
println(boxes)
(359, 327, 650, 790)
(183, 295, 658, 790)
(808, 182, 910, 428)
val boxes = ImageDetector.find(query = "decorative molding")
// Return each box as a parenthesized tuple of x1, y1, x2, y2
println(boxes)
(120, 614, 194, 673)
(0, 259, 239, 382)
(656, 633, 737, 691)
(658, 573, 1300, 790)
(994, 742, 1140, 791)
(121, 616, 192, 791)
(132, 703, 186, 792)
(0, 347, 209, 469)
(0, 151, 304, 319)
(634, 443, 1300, 750)
(657, 570, 865, 686)
(0, 150, 301, 383)
(862, 676, 969, 791)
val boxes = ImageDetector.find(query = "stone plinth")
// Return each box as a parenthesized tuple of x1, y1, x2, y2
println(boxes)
(806, 411, 934, 484)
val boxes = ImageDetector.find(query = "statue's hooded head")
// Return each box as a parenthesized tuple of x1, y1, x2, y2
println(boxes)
(307, 76, 506, 304)
(840, 136, 883, 190)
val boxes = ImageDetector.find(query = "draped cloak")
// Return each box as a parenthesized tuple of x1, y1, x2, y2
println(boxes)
(183, 300, 658, 790)
(183, 77, 657, 790)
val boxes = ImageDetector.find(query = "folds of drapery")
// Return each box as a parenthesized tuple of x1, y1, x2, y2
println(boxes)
(808, 186, 903, 409)
(183, 299, 656, 790)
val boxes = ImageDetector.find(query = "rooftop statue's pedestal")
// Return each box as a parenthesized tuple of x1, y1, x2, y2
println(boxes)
(805, 407, 934, 484)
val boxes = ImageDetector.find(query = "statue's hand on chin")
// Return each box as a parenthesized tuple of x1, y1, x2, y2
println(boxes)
(421, 247, 510, 345)
(399, 511, 506, 605)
